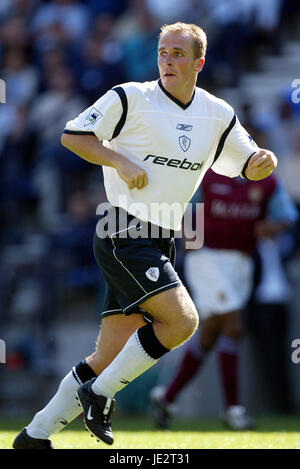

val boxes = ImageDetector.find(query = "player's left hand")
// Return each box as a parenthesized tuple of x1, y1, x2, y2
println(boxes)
(254, 219, 288, 239)
(245, 149, 277, 181)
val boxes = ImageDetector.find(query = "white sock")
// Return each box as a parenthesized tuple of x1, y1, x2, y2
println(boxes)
(26, 371, 82, 439)
(91, 330, 158, 398)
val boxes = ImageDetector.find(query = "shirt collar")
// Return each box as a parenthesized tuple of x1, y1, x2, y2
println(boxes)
(158, 78, 195, 110)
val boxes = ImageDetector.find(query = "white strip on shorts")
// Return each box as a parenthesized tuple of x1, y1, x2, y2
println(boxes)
(184, 247, 254, 320)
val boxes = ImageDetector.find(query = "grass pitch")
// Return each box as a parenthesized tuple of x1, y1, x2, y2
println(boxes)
(1, 415, 300, 450)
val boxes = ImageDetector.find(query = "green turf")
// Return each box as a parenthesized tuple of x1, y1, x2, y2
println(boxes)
(1, 415, 300, 449)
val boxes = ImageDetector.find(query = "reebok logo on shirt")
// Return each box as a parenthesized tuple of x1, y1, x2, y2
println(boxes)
(144, 154, 204, 171)
(176, 123, 193, 131)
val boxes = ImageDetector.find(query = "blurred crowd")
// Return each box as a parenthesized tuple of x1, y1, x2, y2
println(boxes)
(0, 0, 300, 393)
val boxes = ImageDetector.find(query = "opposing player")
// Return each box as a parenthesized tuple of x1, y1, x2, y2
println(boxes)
(150, 170, 297, 430)
(13, 22, 277, 449)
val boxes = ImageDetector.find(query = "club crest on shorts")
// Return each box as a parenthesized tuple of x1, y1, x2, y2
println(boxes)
(179, 135, 191, 152)
(84, 107, 102, 126)
(145, 267, 160, 282)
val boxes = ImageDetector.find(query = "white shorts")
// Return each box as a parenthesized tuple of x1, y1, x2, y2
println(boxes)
(184, 247, 254, 320)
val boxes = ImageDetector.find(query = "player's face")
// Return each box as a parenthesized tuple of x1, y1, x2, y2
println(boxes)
(158, 32, 204, 101)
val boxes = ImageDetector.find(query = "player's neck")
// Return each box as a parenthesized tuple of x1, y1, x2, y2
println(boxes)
(158, 79, 196, 108)
(170, 88, 195, 105)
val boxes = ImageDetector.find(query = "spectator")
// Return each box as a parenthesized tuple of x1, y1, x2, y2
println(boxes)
(30, 0, 90, 54)
(50, 190, 100, 291)
(266, 97, 300, 167)
(0, 15, 30, 52)
(121, 3, 158, 81)
(252, 0, 283, 55)
(0, 0, 39, 23)
(76, 15, 125, 104)
(246, 232, 296, 412)
(29, 67, 86, 151)
(145, 0, 197, 23)
(91, 13, 123, 66)
(39, 47, 69, 91)
(201, 0, 282, 86)
(0, 104, 37, 227)
(86, 0, 129, 18)
(0, 0, 11, 22)
(280, 131, 300, 207)
(2, 47, 39, 105)
(29, 67, 87, 228)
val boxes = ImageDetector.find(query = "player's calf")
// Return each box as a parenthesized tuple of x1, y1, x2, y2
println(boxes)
(85, 314, 146, 375)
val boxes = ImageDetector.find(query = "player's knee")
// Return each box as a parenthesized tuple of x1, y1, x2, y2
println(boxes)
(200, 337, 215, 352)
(176, 308, 199, 343)
(188, 310, 199, 337)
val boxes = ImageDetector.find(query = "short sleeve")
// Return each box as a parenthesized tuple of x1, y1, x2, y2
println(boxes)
(267, 181, 299, 223)
(63, 88, 125, 141)
(211, 114, 258, 178)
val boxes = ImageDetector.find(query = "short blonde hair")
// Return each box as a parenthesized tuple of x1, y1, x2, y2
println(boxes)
(159, 22, 207, 59)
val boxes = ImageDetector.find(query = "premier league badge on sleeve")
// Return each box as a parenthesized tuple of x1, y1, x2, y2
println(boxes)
(179, 135, 191, 152)
(248, 134, 257, 147)
(84, 107, 103, 126)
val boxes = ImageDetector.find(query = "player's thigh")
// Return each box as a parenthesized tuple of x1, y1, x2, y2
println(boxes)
(185, 248, 252, 317)
(86, 314, 146, 375)
(220, 309, 244, 339)
(140, 284, 198, 330)
(185, 248, 233, 317)
(200, 315, 222, 351)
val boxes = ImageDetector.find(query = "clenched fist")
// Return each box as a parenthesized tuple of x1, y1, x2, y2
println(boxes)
(245, 149, 277, 181)
(115, 158, 148, 190)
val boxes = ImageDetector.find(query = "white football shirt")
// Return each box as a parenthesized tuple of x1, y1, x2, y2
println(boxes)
(64, 80, 257, 230)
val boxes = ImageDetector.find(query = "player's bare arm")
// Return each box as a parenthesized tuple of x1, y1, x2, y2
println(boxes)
(61, 133, 148, 190)
(244, 149, 277, 181)
(254, 219, 291, 238)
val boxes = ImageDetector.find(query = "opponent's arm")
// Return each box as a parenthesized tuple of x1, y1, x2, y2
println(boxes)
(244, 149, 277, 181)
(254, 220, 291, 239)
(255, 178, 298, 237)
(61, 133, 148, 190)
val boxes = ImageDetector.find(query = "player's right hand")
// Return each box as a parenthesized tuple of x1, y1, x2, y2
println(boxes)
(115, 158, 148, 190)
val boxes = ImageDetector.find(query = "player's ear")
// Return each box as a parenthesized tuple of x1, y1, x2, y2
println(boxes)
(195, 57, 205, 72)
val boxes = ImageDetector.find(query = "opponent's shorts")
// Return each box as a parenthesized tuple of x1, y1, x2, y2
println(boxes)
(184, 247, 253, 320)
(94, 206, 182, 319)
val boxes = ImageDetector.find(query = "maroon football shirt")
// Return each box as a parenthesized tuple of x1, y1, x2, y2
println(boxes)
(201, 169, 277, 254)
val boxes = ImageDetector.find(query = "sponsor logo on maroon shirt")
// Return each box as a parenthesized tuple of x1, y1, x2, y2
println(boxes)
(202, 170, 276, 253)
